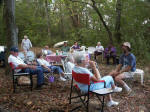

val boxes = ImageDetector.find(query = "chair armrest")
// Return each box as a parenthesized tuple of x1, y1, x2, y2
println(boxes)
(93, 80, 105, 83)
(14, 72, 30, 76)
(93, 80, 106, 88)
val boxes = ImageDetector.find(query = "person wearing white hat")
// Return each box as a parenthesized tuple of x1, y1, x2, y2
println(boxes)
(109, 42, 136, 94)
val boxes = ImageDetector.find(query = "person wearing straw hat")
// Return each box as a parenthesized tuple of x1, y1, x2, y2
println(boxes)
(109, 42, 136, 94)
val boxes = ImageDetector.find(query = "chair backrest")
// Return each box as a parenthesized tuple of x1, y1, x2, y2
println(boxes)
(26, 51, 35, 62)
(72, 70, 90, 85)
(18, 52, 25, 61)
(87, 47, 96, 54)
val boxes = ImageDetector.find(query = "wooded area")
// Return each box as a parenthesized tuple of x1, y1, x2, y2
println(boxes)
(0, 0, 150, 112)
(0, 0, 150, 62)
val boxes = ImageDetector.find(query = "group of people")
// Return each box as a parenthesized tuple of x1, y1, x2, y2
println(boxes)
(72, 41, 136, 107)
(94, 42, 117, 65)
(8, 38, 136, 108)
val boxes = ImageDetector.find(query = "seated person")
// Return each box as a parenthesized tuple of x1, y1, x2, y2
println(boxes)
(73, 53, 122, 107)
(109, 42, 136, 94)
(61, 42, 70, 53)
(104, 44, 117, 65)
(94, 42, 104, 60)
(65, 55, 75, 73)
(42, 45, 53, 55)
(36, 52, 66, 81)
(8, 46, 45, 89)
(71, 41, 80, 50)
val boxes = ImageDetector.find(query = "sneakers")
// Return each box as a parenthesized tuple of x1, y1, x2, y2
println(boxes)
(107, 100, 119, 107)
(60, 76, 66, 81)
(113, 86, 122, 92)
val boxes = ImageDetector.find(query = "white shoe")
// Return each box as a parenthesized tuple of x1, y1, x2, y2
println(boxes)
(113, 86, 122, 92)
(107, 100, 119, 107)
(60, 76, 66, 81)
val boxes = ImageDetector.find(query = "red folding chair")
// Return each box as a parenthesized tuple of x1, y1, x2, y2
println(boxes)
(9, 62, 33, 93)
(69, 70, 113, 112)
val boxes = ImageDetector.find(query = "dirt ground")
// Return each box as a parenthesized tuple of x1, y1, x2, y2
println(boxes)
(0, 62, 150, 112)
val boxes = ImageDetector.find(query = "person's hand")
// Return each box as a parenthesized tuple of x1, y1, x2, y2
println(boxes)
(48, 68, 51, 72)
(29, 65, 36, 69)
(89, 61, 96, 68)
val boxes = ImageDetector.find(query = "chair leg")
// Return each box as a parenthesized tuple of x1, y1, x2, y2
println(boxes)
(69, 78, 73, 104)
(13, 76, 16, 93)
(101, 96, 105, 112)
(30, 75, 33, 91)
(141, 73, 144, 85)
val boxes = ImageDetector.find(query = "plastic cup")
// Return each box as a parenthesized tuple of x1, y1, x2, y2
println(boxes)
(49, 76, 54, 83)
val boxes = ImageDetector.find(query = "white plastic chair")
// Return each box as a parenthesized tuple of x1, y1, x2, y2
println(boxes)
(87, 47, 96, 54)
(18, 52, 25, 61)
(26, 51, 35, 62)
(133, 69, 144, 85)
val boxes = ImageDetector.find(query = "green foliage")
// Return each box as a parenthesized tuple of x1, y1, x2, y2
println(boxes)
(1, 0, 150, 63)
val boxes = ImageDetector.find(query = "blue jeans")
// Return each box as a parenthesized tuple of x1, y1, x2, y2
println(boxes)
(44, 66, 63, 75)
(23, 66, 44, 85)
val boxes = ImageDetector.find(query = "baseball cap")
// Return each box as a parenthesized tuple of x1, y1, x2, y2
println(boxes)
(123, 42, 131, 49)
(10, 46, 19, 52)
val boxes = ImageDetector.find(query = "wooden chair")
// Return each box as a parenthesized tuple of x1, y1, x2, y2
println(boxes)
(69, 70, 113, 112)
(9, 63, 33, 93)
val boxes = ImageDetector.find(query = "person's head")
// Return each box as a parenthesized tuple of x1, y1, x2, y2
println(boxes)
(122, 42, 131, 53)
(36, 52, 43, 59)
(108, 43, 113, 50)
(64, 42, 67, 46)
(73, 53, 86, 66)
(74, 41, 78, 46)
(44, 45, 49, 50)
(66, 54, 74, 63)
(97, 42, 101, 46)
(10, 46, 19, 57)
(24, 35, 28, 40)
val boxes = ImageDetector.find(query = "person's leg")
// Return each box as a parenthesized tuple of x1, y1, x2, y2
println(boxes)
(112, 55, 116, 65)
(106, 55, 110, 65)
(94, 51, 98, 60)
(24, 67, 44, 86)
(50, 66, 66, 81)
(115, 73, 131, 92)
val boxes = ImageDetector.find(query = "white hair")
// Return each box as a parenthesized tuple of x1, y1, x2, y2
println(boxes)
(73, 52, 86, 64)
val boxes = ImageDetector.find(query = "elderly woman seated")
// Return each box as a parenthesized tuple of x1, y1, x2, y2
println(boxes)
(42, 45, 53, 56)
(36, 52, 66, 81)
(73, 53, 122, 107)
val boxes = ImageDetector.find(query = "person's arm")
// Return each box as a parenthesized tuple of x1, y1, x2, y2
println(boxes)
(41, 64, 51, 72)
(119, 66, 132, 74)
(89, 61, 101, 80)
(18, 64, 36, 69)
(29, 39, 32, 48)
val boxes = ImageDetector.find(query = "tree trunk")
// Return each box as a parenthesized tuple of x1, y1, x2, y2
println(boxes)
(45, 0, 51, 38)
(91, 0, 113, 44)
(59, 2, 65, 39)
(115, 0, 122, 43)
(3, 0, 18, 75)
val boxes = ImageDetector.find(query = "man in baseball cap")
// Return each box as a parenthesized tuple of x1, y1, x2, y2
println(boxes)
(8, 46, 45, 90)
(109, 42, 136, 94)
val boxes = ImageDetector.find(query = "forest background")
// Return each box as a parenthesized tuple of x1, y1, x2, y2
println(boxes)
(0, 0, 150, 64)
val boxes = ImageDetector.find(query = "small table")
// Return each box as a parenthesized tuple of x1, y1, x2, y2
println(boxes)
(45, 54, 67, 64)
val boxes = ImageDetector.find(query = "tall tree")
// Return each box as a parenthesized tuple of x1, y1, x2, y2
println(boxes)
(115, 0, 122, 43)
(45, 0, 51, 38)
(3, 0, 17, 74)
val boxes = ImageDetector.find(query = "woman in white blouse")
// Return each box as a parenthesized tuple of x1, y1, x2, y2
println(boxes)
(21, 35, 32, 53)
(94, 42, 104, 60)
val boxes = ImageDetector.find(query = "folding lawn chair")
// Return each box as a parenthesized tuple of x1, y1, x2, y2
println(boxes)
(69, 70, 113, 112)
(9, 62, 33, 93)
